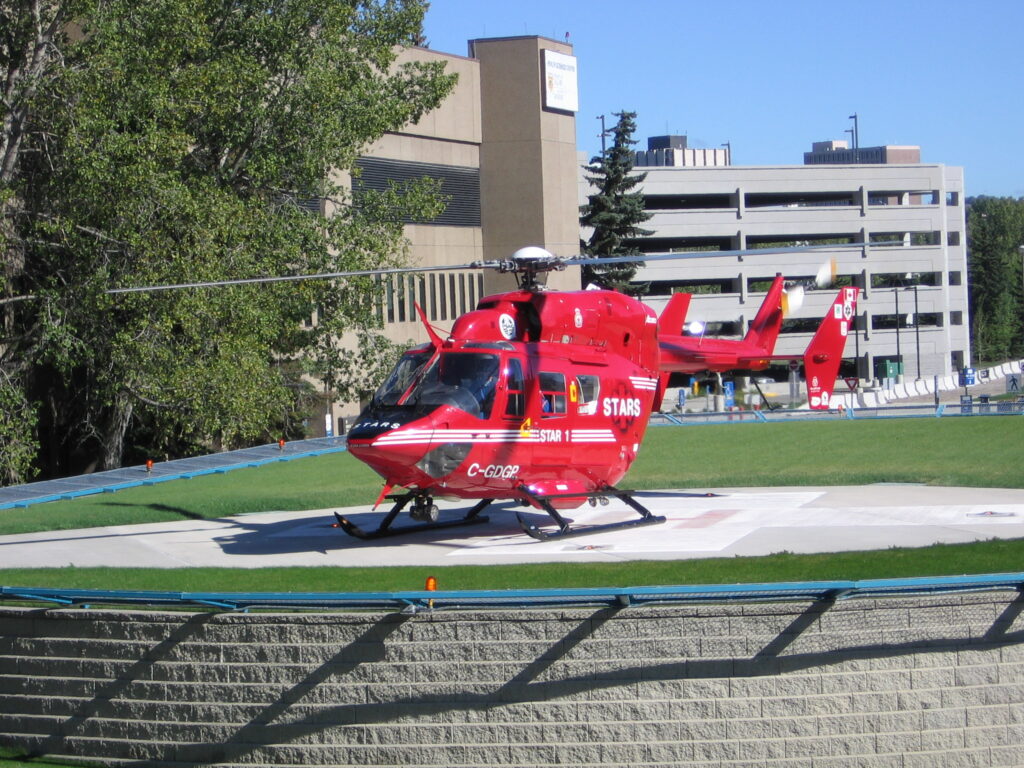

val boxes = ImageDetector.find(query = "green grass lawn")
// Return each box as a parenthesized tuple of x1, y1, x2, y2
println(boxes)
(1, 417, 1022, 592)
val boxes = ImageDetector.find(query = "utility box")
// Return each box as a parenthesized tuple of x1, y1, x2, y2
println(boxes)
(875, 360, 904, 380)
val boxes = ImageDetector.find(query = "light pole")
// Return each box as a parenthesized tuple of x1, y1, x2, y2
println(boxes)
(895, 273, 921, 381)
(907, 283, 921, 380)
(894, 286, 902, 379)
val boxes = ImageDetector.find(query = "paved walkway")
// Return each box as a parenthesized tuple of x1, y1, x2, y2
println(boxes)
(3, 484, 1024, 569)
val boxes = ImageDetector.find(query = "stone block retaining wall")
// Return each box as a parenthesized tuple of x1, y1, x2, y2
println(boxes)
(2, 591, 1024, 766)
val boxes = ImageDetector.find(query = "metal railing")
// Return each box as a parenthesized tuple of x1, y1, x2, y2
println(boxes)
(3, 573, 1023, 613)
(651, 400, 1024, 426)
(0, 436, 348, 511)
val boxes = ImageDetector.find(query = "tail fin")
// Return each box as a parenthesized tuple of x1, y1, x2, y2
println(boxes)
(805, 287, 859, 409)
(743, 275, 786, 354)
(658, 291, 692, 336)
(655, 293, 691, 409)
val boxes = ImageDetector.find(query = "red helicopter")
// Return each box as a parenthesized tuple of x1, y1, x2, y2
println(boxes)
(338, 246, 860, 541)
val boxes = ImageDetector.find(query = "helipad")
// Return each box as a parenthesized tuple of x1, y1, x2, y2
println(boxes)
(3, 484, 1024, 568)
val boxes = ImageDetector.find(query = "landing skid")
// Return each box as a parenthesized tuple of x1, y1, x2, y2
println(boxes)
(333, 493, 491, 540)
(515, 486, 666, 541)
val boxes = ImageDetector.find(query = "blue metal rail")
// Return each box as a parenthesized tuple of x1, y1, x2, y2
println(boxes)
(0, 437, 348, 511)
(3, 573, 1022, 613)
(649, 401, 1024, 427)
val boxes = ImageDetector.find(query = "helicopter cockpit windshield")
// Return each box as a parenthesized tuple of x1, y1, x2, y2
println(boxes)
(405, 351, 500, 419)
(372, 349, 432, 406)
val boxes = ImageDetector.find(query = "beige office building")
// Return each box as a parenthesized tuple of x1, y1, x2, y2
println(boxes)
(323, 36, 581, 432)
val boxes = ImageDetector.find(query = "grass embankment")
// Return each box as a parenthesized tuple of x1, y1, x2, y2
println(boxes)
(1, 417, 1022, 591)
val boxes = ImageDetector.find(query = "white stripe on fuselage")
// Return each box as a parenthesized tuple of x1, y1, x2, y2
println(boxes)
(372, 427, 617, 446)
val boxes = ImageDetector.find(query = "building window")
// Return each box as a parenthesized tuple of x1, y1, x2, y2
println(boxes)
(947, 231, 961, 246)
(950, 311, 963, 326)
(872, 312, 941, 330)
(396, 274, 406, 323)
(354, 157, 481, 227)
(870, 272, 940, 288)
(948, 271, 962, 286)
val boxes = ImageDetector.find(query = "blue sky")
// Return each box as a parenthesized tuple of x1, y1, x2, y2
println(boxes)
(423, 0, 1024, 198)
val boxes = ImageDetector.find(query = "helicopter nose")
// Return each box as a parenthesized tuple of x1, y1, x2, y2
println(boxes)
(350, 428, 473, 484)
(347, 434, 424, 485)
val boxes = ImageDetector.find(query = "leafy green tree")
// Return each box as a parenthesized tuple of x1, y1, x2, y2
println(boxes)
(579, 110, 651, 291)
(1, 0, 455, 481)
(967, 197, 1024, 363)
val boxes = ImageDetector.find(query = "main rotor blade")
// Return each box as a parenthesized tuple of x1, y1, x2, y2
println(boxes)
(568, 241, 889, 268)
(106, 241, 898, 295)
(105, 262, 477, 295)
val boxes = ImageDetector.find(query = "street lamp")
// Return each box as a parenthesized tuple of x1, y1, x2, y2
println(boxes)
(894, 285, 903, 379)
(597, 114, 608, 154)
(894, 273, 921, 381)
(907, 282, 921, 381)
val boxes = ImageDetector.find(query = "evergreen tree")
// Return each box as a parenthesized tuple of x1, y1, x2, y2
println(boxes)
(579, 110, 651, 291)
(966, 196, 1024, 363)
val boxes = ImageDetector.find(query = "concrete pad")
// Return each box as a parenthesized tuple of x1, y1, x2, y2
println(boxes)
(2, 485, 1024, 569)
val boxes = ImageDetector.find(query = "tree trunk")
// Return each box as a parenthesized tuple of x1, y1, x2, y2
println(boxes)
(100, 391, 133, 470)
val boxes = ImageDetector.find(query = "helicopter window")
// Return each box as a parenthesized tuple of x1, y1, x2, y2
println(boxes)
(539, 371, 567, 416)
(575, 374, 600, 415)
(407, 352, 500, 418)
(504, 358, 525, 417)
(373, 350, 433, 406)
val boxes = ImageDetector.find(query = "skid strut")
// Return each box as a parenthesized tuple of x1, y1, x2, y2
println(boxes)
(333, 492, 491, 540)
(515, 485, 666, 541)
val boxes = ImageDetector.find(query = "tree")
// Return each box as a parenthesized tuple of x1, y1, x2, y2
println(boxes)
(966, 197, 1024, 363)
(579, 110, 651, 291)
(0, 0, 456, 482)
